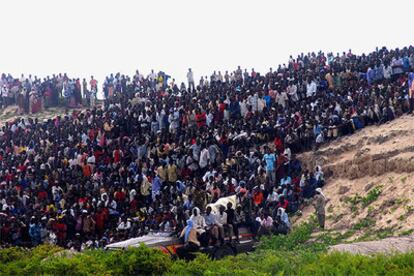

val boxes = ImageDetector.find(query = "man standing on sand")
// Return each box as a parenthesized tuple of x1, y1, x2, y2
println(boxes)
(313, 188, 326, 230)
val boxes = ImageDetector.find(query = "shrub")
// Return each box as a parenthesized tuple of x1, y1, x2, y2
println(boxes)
(2, 223, 414, 275)
(169, 250, 414, 275)
(0, 245, 170, 275)
(362, 186, 382, 207)
(0, 247, 28, 263)
(258, 221, 318, 251)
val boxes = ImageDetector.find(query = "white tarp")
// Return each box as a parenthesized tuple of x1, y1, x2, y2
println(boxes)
(106, 232, 173, 249)
(206, 195, 236, 214)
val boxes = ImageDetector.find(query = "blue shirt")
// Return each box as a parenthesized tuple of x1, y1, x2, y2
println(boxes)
(264, 95, 272, 108)
(263, 153, 276, 172)
(204, 213, 217, 226)
(152, 176, 161, 199)
(280, 176, 292, 186)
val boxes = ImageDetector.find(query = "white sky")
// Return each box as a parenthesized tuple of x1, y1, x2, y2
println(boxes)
(0, 0, 413, 90)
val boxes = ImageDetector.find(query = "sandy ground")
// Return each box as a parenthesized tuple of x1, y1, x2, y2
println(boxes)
(296, 114, 414, 242)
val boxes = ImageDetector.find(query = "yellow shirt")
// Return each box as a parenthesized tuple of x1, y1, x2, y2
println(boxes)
(157, 166, 168, 182)
(167, 164, 177, 183)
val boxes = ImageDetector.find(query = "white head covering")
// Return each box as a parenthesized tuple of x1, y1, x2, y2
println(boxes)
(315, 188, 326, 200)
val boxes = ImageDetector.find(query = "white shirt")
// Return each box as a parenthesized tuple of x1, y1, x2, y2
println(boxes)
(199, 148, 210, 169)
(306, 81, 317, 97)
(117, 221, 131, 231)
(190, 214, 206, 233)
(206, 113, 214, 127)
(216, 212, 227, 226)
(187, 71, 194, 82)
(87, 155, 96, 164)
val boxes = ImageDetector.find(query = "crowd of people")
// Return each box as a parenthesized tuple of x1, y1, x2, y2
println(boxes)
(0, 74, 98, 114)
(0, 45, 414, 251)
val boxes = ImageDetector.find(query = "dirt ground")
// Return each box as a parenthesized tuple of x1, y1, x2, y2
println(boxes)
(296, 114, 414, 244)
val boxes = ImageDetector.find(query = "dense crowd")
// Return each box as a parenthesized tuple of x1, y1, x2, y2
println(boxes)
(0, 74, 98, 113)
(0, 46, 414, 251)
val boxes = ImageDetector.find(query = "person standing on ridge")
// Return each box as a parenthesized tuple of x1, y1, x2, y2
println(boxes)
(313, 188, 326, 230)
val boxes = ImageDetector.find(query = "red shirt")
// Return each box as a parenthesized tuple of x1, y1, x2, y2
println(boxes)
(5, 173, 13, 182)
(253, 192, 264, 205)
(54, 222, 67, 240)
(94, 149, 103, 163)
(38, 191, 48, 201)
(113, 150, 122, 163)
(219, 103, 226, 112)
(88, 128, 95, 141)
(114, 191, 126, 202)
(195, 112, 206, 128)
(278, 200, 289, 210)
(95, 211, 107, 230)
(79, 197, 88, 206)
(274, 137, 284, 153)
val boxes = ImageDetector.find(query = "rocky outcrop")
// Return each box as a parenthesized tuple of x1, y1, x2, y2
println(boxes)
(330, 236, 414, 255)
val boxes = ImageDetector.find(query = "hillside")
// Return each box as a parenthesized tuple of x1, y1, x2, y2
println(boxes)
(2, 113, 414, 273)
(297, 114, 414, 241)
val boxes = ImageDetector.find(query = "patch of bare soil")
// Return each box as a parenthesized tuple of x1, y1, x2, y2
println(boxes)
(297, 115, 414, 242)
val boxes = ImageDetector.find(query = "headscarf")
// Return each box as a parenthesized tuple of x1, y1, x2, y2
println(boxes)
(315, 188, 326, 200)
(277, 207, 290, 227)
(184, 219, 193, 243)
(191, 207, 200, 218)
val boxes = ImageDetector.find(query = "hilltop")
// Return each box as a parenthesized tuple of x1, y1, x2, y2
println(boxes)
(297, 114, 414, 242)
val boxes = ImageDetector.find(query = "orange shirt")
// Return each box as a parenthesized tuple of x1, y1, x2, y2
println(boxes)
(82, 164, 92, 177)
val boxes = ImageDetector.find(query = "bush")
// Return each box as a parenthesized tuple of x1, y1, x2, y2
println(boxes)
(0, 244, 63, 275)
(169, 249, 414, 275)
(2, 224, 414, 275)
(0, 245, 171, 275)
(0, 247, 28, 263)
(258, 220, 329, 252)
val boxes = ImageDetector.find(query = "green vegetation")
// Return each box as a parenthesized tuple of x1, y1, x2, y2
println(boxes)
(399, 229, 414, 236)
(353, 217, 376, 231)
(398, 205, 414, 221)
(169, 250, 414, 275)
(346, 185, 383, 212)
(354, 227, 396, 242)
(0, 244, 171, 275)
(2, 222, 414, 275)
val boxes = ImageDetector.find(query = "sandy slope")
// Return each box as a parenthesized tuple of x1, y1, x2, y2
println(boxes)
(297, 114, 414, 240)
